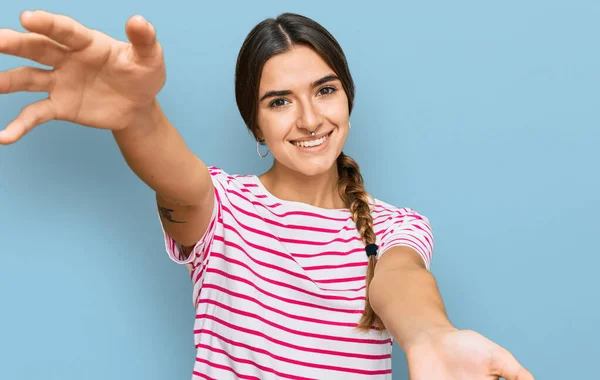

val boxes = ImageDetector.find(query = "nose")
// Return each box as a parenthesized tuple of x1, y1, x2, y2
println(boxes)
(296, 100, 323, 134)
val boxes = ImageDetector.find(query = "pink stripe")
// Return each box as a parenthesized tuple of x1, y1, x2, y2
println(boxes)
(371, 207, 395, 215)
(196, 307, 390, 344)
(227, 200, 354, 233)
(205, 267, 364, 312)
(239, 188, 268, 198)
(225, 187, 352, 222)
(389, 232, 429, 257)
(188, 224, 220, 285)
(314, 276, 366, 285)
(194, 358, 260, 380)
(196, 344, 318, 380)
(226, 198, 394, 234)
(222, 205, 372, 246)
(212, 167, 416, 222)
(192, 260, 209, 288)
(383, 239, 426, 263)
(291, 246, 364, 258)
(412, 219, 433, 236)
(304, 261, 366, 271)
(185, 214, 218, 270)
(215, 226, 372, 293)
(196, 328, 392, 373)
(192, 371, 217, 380)
(221, 204, 388, 247)
(400, 220, 433, 239)
(379, 227, 397, 243)
(211, 169, 406, 231)
(377, 216, 416, 241)
(209, 252, 366, 301)
(230, 187, 402, 227)
(216, 179, 283, 209)
(218, 224, 365, 260)
(423, 234, 433, 257)
(371, 204, 415, 214)
(372, 215, 396, 227)
(202, 283, 359, 328)
(214, 235, 357, 287)
(166, 234, 179, 261)
(373, 216, 395, 227)
(213, 232, 365, 290)
(413, 224, 434, 251)
(218, 226, 294, 261)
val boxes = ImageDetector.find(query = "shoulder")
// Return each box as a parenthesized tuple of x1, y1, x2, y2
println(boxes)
(206, 166, 267, 203)
(371, 197, 434, 267)
(207, 166, 254, 188)
(371, 197, 434, 249)
(371, 197, 431, 226)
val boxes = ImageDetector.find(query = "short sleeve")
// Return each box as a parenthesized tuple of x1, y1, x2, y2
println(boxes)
(158, 167, 225, 267)
(378, 209, 434, 270)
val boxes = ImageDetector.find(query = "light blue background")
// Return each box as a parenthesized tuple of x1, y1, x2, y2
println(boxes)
(1, 1, 598, 379)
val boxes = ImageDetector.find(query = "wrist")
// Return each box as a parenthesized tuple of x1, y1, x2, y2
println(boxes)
(113, 99, 165, 140)
(401, 324, 458, 354)
(124, 98, 163, 129)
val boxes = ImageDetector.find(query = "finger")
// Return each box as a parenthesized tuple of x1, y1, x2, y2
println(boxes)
(0, 98, 56, 145)
(0, 29, 67, 67)
(125, 15, 160, 61)
(491, 348, 535, 380)
(0, 67, 54, 94)
(20, 10, 93, 51)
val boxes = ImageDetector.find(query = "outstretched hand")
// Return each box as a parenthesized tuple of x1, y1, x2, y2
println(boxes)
(406, 328, 535, 380)
(0, 10, 166, 145)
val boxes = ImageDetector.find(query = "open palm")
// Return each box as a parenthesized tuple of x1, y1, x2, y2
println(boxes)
(0, 10, 166, 144)
(406, 329, 535, 380)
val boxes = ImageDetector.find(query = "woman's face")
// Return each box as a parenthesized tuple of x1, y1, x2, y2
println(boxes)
(256, 45, 350, 177)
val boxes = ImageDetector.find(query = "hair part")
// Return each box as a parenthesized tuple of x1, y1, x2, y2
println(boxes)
(235, 13, 383, 332)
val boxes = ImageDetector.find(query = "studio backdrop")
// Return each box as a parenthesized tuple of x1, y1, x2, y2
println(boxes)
(1, 0, 598, 379)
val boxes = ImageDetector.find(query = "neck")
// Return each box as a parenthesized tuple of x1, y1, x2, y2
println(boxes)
(260, 161, 346, 210)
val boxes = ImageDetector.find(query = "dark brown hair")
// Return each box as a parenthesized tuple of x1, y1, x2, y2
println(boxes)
(234, 13, 383, 332)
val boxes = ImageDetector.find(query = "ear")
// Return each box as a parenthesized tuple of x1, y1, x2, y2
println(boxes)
(254, 128, 264, 142)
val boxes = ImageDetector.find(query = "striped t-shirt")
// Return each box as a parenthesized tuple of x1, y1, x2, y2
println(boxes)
(159, 166, 434, 380)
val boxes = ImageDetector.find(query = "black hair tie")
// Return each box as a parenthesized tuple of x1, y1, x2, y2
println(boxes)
(365, 243, 379, 257)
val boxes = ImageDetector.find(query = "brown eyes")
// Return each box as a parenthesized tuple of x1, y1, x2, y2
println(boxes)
(268, 86, 337, 109)
(318, 86, 336, 96)
(270, 99, 288, 108)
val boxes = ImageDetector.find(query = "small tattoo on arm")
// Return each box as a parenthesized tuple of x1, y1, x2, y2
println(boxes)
(158, 205, 186, 223)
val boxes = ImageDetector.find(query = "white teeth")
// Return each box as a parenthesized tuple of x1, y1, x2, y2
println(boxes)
(293, 134, 328, 148)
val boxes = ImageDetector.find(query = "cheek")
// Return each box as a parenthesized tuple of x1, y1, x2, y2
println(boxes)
(321, 93, 349, 120)
(258, 110, 296, 140)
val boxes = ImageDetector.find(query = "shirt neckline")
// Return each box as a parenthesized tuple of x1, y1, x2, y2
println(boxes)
(248, 174, 353, 217)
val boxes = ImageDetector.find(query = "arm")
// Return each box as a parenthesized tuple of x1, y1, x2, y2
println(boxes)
(0, 11, 214, 249)
(112, 100, 214, 247)
(369, 246, 454, 352)
(369, 247, 535, 379)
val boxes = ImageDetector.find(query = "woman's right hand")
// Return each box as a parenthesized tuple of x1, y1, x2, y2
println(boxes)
(0, 10, 166, 145)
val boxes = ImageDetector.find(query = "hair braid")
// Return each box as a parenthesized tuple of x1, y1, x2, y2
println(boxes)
(337, 152, 384, 332)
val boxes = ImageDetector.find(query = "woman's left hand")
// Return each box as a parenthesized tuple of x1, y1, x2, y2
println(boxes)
(405, 328, 535, 380)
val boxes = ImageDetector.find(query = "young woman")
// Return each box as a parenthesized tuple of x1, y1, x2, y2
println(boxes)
(0, 10, 534, 380)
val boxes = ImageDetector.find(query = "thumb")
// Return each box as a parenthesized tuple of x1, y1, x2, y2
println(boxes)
(125, 15, 160, 61)
(490, 348, 535, 380)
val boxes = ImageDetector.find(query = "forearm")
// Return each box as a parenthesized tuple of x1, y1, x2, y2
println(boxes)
(369, 264, 454, 353)
(112, 100, 211, 206)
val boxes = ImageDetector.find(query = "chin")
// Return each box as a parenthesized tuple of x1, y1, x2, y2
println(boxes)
(294, 164, 333, 177)
(290, 153, 341, 177)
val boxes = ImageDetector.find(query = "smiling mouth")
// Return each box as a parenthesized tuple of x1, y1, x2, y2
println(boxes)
(290, 131, 333, 148)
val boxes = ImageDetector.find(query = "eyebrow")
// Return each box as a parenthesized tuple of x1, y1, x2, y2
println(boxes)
(259, 74, 340, 102)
